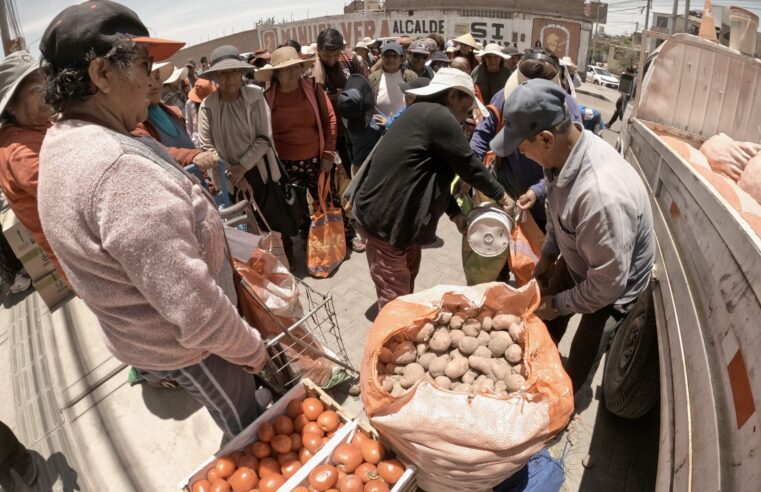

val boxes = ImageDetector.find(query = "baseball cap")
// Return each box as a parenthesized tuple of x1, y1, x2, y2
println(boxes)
(430, 51, 451, 64)
(405, 67, 487, 115)
(381, 42, 403, 57)
(40, 1, 184, 70)
(409, 40, 429, 55)
(490, 78, 569, 157)
(399, 77, 430, 93)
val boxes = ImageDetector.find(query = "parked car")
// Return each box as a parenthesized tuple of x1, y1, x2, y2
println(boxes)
(586, 65, 619, 88)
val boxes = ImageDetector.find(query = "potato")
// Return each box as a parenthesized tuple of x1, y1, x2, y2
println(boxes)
(387, 341, 400, 352)
(381, 376, 394, 393)
(462, 319, 481, 337)
(509, 323, 525, 344)
(390, 382, 406, 397)
(488, 332, 512, 358)
(493, 313, 521, 331)
(505, 374, 526, 393)
(428, 355, 449, 377)
(505, 344, 523, 364)
(477, 311, 494, 332)
(490, 359, 510, 380)
(394, 365, 406, 375)
(436, 311, 453, 325)
(429, 328, 452, 353)
(449, 348, 465, 360)
(475, 378, 495, 393)
(511, 363, 527, 377)
(445, 357, 469, 380)
(385, 362, 397, 374)
(467, 356, 494, 378)
(476, 331, 491, 347)
(449, 329, 465, 348)
(495, 380, 507, 392)
(434, 376, 452, 390)
(457, 336, 479, 356)
(449, 312, 467, 330)
(418, 352, 437, 370)
(379, 347, 393, 364)
(452, 383, 471, 394)
(473, 345, 492, 359)
(414, 322, 435, 343)
(416, 343, 428, 357)
(462, 370, 478, 385)
(392, 341, 417, 365)
(464, 309, 478, 320)
(400, 363, 425, 388)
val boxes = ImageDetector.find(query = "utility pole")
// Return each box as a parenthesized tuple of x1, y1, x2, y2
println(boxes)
(670, 0, 679, 34)
(684, 0, 691, 33)
(0, 0, 11, 56)
(645, 0, 652, 31)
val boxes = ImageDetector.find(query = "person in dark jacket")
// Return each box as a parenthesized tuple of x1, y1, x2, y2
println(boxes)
(354, 68, 512, 308)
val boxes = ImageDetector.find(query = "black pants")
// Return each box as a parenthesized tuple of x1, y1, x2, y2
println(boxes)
(281, 156, 341, 233)
(607, 95, 628, 127)
(0, 227, 22, 285)
(0, 421, 28, 473)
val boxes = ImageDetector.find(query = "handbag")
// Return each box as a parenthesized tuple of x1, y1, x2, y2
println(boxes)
(244, 150, 300, 237)
(307, 172, 346, 278)
(237, 181, 290, 269)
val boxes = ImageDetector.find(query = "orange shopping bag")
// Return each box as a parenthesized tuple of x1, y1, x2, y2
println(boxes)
(307, 172, 346, 278)
(508, 211, 545, 286)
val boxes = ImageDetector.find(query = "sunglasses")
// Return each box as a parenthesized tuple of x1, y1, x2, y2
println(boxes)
(412, 52, 429, 60)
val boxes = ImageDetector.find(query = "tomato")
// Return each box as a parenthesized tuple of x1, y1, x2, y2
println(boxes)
(251, 442, 272, 459)
(299, 446, 315, 464)
(281, 458, 302, 479)
(360, 440, 385, 465)
(308, 464, 339, 491)
(337, 474, 363, 492)
(258, 423, 275, 443)
(363, 479, 389, 492)
(376, 459, 404, 485)
(332, 444, 363, 473)
(317, 411, 340, 433)
(271, 434, 292, 455)
(228, 467, 258, 492)
(191, 479, 211, 492)
(286, 399, 304, 418)
(303, 421, 325, 437)
(274, 415, 295, 435)
(354, 463, 379, 483)
(258, 457, 281, 477)
(209, 478, 231, 492)
(215, 456, 237, 478)
(292, 487, 310, 492)
(302, 432, 324, 454)
(302, 397, 324, 421)
(277, 451, 298, 466)
(259, 473, 285, 492)
(237, 454, 259, 471)
(290, 433, 302, 452)
(294, 414, 309, 433)
(350, 431, 370, 449)
(207, 467, 221, 482)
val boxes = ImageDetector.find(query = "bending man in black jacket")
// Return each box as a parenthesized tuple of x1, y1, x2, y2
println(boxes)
(354, 68, 513, 309)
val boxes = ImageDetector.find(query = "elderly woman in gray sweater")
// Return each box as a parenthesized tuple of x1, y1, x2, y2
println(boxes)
(36, 1, 266, 438)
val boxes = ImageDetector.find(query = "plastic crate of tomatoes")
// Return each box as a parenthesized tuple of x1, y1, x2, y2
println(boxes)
(286, 419, 417, 492)
(179, 378, 354, 492)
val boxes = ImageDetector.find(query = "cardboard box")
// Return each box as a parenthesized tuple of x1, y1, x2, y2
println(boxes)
(18, 246, 55, 282)
(0, 207, 38, 258)
(33, 270, 73, 310)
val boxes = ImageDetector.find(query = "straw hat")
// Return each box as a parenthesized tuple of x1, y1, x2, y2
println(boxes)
(255, 46, 315, 82)
(0, 51, 40, 117)
(404, 67, 487, 115)
(453, 33, 479, 49)
(151, 61, 174, 83)
(188, 78, 216, 103)
(355, 41, 368, 51)
(481, 43, 510, 60)
(164, 65, 188, 85)
(200, 45, 254, 79)
(362, 36, 378, 47)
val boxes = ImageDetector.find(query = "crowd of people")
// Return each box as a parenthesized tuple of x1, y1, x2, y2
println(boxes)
(0, 1, 655, 479)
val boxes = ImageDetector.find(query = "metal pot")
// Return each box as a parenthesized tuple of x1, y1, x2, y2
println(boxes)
(466, 203, 516, 257)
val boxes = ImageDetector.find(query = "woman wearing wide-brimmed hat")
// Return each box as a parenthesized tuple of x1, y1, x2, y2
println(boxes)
(452, 32, 480, 69)
(256, 46, 340, 241)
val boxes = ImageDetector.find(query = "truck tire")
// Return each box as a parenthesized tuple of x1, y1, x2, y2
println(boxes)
(603, 290, 659, 419)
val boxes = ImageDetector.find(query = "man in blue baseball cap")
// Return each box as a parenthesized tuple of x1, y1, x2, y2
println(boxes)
(492, 78, 655, 393)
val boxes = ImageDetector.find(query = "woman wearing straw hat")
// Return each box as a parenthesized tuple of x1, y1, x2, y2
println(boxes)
(353, 68, 513, 309)
(452, 32, 480, 69)
(256, 46, 340, 241)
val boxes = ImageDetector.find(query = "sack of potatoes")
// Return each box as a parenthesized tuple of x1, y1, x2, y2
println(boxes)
(359, 281, 573, 492)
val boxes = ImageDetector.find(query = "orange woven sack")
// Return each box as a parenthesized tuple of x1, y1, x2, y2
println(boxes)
(307, 172, 346, 278)
(508, 212, 545, 286)
(360, 281, 573, 491)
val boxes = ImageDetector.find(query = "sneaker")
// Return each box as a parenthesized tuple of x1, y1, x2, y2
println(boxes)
(9, 272, 31, 294)
(350, 236, 366, 253)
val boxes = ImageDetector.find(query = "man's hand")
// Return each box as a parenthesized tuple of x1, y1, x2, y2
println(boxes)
(516, 189, 537, 211)
(451, 213, 469, 235)
(497, 192, 516, 216)
(532, 253, 556, 287)
(192, 151, 218, 171)
(320, 157, 334, 173)
(374, 114, 388, 127)
(536, 295, 560, 321)
(227, 165, 248, 187)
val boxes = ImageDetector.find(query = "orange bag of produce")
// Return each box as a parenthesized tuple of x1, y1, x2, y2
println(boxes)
(307, 172, 346, 278)
(360, 281, 573, 491)
(508, 212, 544, 287)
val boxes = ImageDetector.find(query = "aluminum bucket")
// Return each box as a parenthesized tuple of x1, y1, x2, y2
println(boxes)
(466, 204, 515, 257)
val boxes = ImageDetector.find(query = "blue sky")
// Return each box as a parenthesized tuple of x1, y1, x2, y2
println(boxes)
(17, 0, 761, 53)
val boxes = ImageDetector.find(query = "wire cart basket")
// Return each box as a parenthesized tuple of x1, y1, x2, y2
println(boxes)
(253, 278, 358, 396)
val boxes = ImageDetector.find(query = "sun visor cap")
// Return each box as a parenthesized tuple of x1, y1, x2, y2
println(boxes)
(40, 1, 184, 69)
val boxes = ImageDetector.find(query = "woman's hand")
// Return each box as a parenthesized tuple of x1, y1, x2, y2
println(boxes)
(374, 114, 388, 127)
(227, 166, 248, 186)
(516, 189, 537, 211)
(497, 193, 516, 215)
(192, 151, 218, 171)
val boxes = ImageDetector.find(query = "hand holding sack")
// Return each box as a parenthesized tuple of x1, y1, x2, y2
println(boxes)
(307, 172, 346, 278)
(359, 281, 573, 491)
